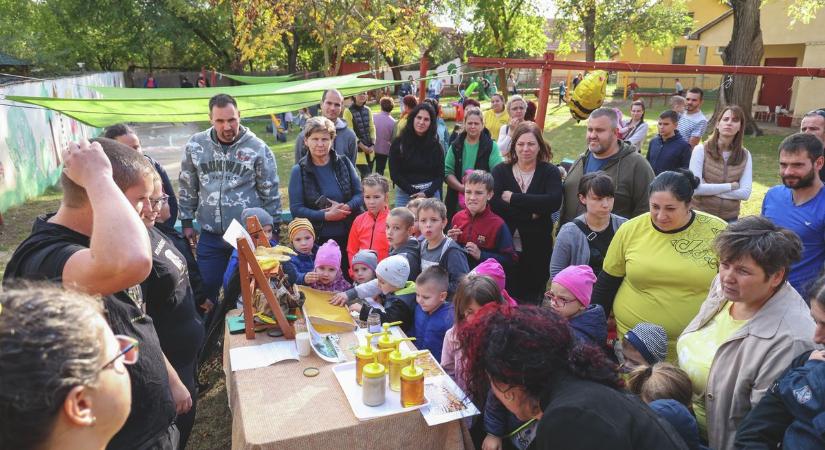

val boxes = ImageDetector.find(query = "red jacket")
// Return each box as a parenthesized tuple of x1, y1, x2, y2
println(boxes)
(450, 205, 517, 268)
(347, 206, 390, 275)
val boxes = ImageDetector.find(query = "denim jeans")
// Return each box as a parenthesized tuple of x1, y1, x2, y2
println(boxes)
(196, 230, 234, 307)
(394, 186, 441, 207)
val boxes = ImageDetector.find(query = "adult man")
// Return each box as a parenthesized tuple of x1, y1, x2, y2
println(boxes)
(104, 123, 179, 229)
(179, 93, 281, 304)
(428, 76, 444, 101)
(799, 109, 825, 181)
(373, 96, 396, 176)
(561, 107, 655, 224)
(676, 87, 708, 149)
(762, 133, 825, 298)
(343, 92, 376, 176)
(4, 138, 188, 449)
(294, 89, 357, 164)
(646, 110, 692, 175)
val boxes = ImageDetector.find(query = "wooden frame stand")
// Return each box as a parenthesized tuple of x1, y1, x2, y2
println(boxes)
(237, 216, 296, 340)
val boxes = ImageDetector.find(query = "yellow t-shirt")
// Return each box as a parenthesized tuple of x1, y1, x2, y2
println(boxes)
(482, 109, 509, 140)
(677, 301, 747, 437)
(602, 211, 726, 361)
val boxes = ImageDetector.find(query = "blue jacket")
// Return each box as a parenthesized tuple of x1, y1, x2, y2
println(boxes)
(646, 130, 692, 175)
(568, 304, 607, 347)
(648, 399, 708, 450)
(777, 358, 825, 449)
(282, 246, 318, 285)
(485, 390, 527, 440)
(413, 302, 454, 361)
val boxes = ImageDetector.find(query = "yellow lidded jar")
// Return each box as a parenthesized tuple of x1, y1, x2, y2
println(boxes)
(400, 358, 425, 407)
(361, 357, 387, 407)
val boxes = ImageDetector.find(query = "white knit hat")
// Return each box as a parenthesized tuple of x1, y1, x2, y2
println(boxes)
(375, 255, 410, 289)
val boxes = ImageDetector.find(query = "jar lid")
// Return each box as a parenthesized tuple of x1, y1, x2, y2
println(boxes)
(363, 361, 386, 378)
(355, 344, 375, 358)
(401, 364, 423, 380)
(389, 350, 407, 363)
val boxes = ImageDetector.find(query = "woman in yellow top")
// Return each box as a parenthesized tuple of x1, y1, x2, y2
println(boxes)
(591, 169, 727, 360)
(677, 216, 815, 450)
(482, 93, 509, 140)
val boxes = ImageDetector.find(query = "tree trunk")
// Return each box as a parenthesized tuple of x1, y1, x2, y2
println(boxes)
(498, 68, 508, 101)
(583, 3, 597, 62)
(713, 0, 763, 135)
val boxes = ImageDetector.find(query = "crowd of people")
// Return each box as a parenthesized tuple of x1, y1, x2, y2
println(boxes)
(4, 84, 825, 450)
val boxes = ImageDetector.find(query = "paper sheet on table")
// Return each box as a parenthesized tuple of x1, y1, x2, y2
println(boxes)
(229, 340, 299, 371)
(223, 219, 255, 250)
(421, 374, 480, 426)
(297, 285, 357, 334)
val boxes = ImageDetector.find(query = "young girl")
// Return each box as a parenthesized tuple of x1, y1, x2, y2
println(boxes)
(546, 265, 607, 347)
(307, 240, 352, 292)
(347, 174, 390, 268)
(350, 249, 380, 310)
(406, 197, 423, 239)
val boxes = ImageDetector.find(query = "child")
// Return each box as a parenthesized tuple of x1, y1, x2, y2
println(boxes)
(774, 350, 825, 449)
(417, 198, 469, 297)
(647, 110, 692, 175)
(627, 363, 705, 450)
(413, 266, 453, 361)
(330, 207, 421, 305)
(621, 322, 668, 371)
(282, 218, 317, 286)
(406, 197, 423, 239)
(670, 95, 686, 116)
(307, 239, 352, 292)
(447, 170, 516, 270)
(224, 208, 277, 308)
(347, 174, 390, 274)
(351, 249, 378, 286)
(350, 254, 417, 332)
(546, 265, 607, 347)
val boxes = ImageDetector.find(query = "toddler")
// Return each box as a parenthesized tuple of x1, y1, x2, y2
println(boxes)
(282, 218, 317, 285)
(307, 239, 352, 292)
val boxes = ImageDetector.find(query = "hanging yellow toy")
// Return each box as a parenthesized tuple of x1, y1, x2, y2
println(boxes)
(568, 70, 608, 121)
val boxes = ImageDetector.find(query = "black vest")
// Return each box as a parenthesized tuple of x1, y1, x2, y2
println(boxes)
(348, 103, 373, 147)
(298, 151, 355, 230)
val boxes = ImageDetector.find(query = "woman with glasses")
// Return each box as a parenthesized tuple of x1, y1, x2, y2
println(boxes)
(140, 171, 205, 449)
(0, 286, 136, 450)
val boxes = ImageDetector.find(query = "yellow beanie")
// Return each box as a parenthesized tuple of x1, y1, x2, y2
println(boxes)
(288, 218, 316, 242)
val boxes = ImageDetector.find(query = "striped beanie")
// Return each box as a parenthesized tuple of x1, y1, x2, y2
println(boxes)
(624, 322, 668, 364)
(288, 218, 315, 242)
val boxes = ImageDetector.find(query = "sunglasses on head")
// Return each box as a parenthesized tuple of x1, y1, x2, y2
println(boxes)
(99, 335, 140, 372)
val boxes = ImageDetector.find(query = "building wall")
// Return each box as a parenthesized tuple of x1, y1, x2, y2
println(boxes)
(0, 72, 123, 212)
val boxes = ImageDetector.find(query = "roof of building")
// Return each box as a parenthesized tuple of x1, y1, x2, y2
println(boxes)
(687, 9, 734, 40)
(0, 52, 29, 66)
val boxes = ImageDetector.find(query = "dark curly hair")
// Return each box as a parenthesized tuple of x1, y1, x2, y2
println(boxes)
(457, 303, 621, 404)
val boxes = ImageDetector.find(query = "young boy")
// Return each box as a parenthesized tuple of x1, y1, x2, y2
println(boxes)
(413, 266, 453, 361)
(307, 239, 352, 292)
(351, 249, 378, 286)
(330, 207, 421, 305)
(546, 265, 606, 347)
(670, 95, 686, 116)
(282, 218, 317, 286)
(350, 254, 417, 332)
(447, 170, 516, 270)
(406, 197, 423, 239)
(621, 322, 668, 371)
(646, 110, 692, 175)
(417, 198, 469, 297)
(347, 174, 390, 271)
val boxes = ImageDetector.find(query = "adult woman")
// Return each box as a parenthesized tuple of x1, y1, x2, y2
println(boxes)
(459, 304, 689, 450)
(491, 122, 563, 304)
(497, 95, 528, 158)
(372, 96, 396, 176)
(591, 169, 727, 359)
(690, 105, 752, 222)
(140, 173, 204, 449)
(736, 275, 825, 448)
(483, 93, 509, 140)
(289, 117, 363, 276)
(550, 171, 627, 278)
(0, 287, 134, 450)
(677, 216, 815, 450)
(444, 108, 503, 219)
(389, 103, 445, 207)
(619, 100, 649, 151)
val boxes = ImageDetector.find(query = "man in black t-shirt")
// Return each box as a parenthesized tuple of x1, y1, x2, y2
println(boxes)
(3, 138, 183, 450)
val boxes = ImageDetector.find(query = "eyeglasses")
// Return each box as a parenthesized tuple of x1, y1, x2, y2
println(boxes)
(543, 291, 578, 306)
(149, 194, 169, 209)
(99, 335, 140, 372)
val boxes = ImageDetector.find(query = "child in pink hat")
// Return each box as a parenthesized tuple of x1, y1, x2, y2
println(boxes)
(546, 265, 607, 346)
(308, 239, 352, 292)
(469, 258, 518, 306)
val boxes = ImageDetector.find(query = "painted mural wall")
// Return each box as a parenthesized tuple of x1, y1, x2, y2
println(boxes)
(0, 72, 123, 212)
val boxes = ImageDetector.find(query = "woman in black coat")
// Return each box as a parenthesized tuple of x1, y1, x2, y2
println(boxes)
(389, 103, 445, 206)
(459, 303, 688, 450)
(490, 121, 562, 304)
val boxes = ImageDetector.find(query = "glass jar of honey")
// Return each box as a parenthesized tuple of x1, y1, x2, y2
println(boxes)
(400, 357, 425, 407)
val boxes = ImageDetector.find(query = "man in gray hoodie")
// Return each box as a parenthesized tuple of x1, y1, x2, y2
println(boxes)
(294, 89, 358, 164)
(178, 93, 281, 304)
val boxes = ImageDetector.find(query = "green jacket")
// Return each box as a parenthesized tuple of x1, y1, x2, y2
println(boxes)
(560, 140, 654, 225)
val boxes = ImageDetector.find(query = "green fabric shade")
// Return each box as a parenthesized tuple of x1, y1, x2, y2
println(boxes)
(7, 72, 403, 127)
(221, 73, 298, 84)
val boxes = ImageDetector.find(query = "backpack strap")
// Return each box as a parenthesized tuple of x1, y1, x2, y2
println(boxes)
(573, 219, 598, 242)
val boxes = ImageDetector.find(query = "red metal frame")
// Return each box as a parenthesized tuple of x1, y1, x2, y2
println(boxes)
(468, 52, 825, 128)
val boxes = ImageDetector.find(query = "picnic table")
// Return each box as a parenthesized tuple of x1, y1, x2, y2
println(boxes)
(223, 310, 474, 450)
(632, 92, 674, 108)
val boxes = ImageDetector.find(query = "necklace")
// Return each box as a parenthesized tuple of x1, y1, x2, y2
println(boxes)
(513, 164, 535, 192)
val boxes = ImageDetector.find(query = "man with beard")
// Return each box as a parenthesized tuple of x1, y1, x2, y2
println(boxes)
(762, 133, 825, 298)
(561, 107, 655, 224)
(676, 87, 708, 149)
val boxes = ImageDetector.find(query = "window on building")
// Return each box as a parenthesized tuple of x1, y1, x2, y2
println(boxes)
(672, 47, 687, 65)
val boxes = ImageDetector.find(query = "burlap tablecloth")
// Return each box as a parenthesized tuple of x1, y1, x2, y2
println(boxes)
(223, 311, 473, 450)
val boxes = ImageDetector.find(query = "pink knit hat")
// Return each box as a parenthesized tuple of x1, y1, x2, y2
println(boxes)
(314, 239, 342, 271)
(552, 265, 597, 307)
(470, 258, 518, 307)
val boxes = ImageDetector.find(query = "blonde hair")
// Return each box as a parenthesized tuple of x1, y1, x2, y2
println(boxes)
(626, 363, 693, 408)
(507, 95, 527, 113)
(303, 116, 336, 140)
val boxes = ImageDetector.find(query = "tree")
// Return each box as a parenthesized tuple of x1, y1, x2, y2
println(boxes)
(553, 0, 693, 62)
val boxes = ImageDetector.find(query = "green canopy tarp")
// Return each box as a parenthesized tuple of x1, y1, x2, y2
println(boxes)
(221, 73, 298, 84)
(8, 73, 405, 127)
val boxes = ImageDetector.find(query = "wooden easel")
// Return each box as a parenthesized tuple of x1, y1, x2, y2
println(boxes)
(238, 216, 296, 340)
